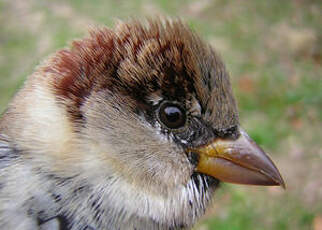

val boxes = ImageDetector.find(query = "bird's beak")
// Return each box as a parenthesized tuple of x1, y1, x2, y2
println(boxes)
(189, 129, 285, 188)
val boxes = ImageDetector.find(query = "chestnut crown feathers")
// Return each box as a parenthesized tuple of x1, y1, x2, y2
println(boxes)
(41, 18, 238, 130)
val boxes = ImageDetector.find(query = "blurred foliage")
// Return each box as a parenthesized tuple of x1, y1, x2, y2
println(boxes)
(199, 185, 316, 230)
(0, 0, 321, 229)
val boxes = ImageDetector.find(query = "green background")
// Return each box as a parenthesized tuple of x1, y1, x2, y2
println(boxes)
(0, 0, 321, 229)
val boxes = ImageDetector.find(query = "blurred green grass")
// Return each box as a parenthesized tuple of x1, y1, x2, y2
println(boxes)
(0, 0, 321, 229)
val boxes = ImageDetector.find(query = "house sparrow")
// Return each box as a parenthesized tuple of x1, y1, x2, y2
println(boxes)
(0, 18, 285, 230)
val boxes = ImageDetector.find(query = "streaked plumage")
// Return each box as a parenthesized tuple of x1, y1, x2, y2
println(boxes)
(0, 18, 284, 230)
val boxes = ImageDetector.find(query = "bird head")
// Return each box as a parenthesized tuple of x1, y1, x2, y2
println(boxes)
(1, 18, 284, 229)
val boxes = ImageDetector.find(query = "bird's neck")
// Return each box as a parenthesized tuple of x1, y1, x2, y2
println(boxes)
(36, 170, 216, 230)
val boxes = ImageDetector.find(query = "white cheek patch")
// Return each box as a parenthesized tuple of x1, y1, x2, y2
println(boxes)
(14, 84, 76, 166)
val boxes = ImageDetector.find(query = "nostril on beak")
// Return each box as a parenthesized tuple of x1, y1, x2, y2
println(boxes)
(211, 125, 239, 139)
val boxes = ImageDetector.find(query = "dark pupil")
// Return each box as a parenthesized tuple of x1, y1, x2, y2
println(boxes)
(160, 104, 186, 129)
(164, 107, 181, 123)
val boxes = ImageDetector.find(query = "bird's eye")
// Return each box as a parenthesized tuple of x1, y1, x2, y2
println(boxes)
(158, 102, 186, 129)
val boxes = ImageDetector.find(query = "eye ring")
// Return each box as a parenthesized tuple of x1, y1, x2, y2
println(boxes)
(157, 101, 187, 130)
